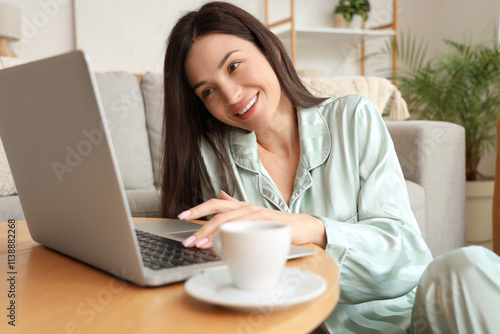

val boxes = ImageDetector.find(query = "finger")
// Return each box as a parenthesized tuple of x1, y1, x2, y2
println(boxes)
(184, 204, 262, 247)
(196, 238, 213, 249)
(177, 198, 244, 221)
(193, 205, 270, 239)
(195, 208, 289, 249)
(182, 234, 214, 249)
(219, 190, 238, 202)
(180, 199, 251, 248)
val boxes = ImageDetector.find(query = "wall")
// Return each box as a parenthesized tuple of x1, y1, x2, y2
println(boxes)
(72, 0, 262, 72)
(5, 0, 262, 70)
(397, 0, 499, 177)
(2, 0, 74, 62)
(4, 0, 500, 173)
(8, 0, 499, 73)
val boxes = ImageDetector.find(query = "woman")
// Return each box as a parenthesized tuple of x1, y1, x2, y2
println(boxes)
(161, 2, 500, 333)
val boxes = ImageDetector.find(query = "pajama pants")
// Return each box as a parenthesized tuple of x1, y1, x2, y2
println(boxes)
(315, 246, 500, 334)
(410, 246, 500, 334)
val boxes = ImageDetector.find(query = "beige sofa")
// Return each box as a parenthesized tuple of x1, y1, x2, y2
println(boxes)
(0, 73, 465, 257)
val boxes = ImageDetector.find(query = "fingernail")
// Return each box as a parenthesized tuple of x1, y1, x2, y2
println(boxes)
(178, 210, 191, 220)
(195, 237, 209, 248)
(182, 235, 197, 247)
(220, 190, 227, 197)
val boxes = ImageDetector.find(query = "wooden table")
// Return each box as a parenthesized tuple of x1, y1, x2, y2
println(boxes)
(1, 218, 339, 334)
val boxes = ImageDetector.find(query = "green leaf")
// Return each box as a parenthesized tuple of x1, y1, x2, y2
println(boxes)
(397, 39, 500, 180)
(333, 0, 370, 21)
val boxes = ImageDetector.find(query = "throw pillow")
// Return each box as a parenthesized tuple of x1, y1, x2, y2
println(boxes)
(0, 57, 24, 197)
(94, 72, 155, 190)
(140, 72, 163, 188)
(0, 138, 17, 196)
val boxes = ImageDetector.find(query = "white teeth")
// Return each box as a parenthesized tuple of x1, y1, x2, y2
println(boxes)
(237, 94, 257, 115)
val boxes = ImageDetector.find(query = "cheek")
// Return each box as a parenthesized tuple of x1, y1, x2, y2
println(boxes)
(203, 100, 227, 122)
(265, 75, 282, 104)
(260, 65, 281, 97)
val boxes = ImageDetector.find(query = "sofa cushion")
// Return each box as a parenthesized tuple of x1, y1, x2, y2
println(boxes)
(126, 189, 161, 217)
(0, 57, 24, 197)
(0, 195, 24, 220)
(140, 72, 163, 188)
(95, 72, 155, 190)
(0, 138, 16, 197)
(406, 180, 426, 238)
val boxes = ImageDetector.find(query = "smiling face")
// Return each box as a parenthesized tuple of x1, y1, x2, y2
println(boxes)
(184, 33, 293, 133)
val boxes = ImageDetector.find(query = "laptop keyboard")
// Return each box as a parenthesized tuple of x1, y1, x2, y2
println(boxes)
(135, 230, 220, 270)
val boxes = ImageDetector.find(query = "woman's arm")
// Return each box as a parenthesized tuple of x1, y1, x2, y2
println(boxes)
(179, 191, 327, 248)
(318, 96, 432, 304)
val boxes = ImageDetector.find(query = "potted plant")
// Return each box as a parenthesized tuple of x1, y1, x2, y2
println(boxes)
(398, 40, 500, 181)
(333, 0, 371, 29)
(398, 39, 500, 249)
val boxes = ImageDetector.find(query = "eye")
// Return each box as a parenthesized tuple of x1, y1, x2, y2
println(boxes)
(228, 61, 240, 73)
(201, 88, 214, 99)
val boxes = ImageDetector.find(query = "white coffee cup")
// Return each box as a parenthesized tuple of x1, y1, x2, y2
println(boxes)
(213, 221, 291, 291)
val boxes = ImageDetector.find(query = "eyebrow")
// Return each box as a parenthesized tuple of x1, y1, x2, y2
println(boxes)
(218, 49, 240, 69)
(192, 49, 241, 92)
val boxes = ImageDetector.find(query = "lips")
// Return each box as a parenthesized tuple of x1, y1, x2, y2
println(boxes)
(234, 92, 259, 117)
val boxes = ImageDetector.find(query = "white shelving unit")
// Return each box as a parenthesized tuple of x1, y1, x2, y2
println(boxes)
(272, 26, 395, 43)
(264, 0, 399, 77)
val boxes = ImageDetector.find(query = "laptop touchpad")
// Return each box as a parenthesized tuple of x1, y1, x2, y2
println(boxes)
(163, 231, 198, 242)
(135, 220, 201, 238)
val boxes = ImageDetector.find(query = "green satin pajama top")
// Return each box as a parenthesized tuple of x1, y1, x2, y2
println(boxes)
(199, 95, 433, 333)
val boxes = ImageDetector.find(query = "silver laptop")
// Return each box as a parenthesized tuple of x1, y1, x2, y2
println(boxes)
(0, 51, 314, 286)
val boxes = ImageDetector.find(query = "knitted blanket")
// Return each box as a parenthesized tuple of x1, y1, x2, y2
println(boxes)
(301, 76, 410, 121)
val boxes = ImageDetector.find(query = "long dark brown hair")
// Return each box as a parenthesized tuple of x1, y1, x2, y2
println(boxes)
(161, 1, 326, 218)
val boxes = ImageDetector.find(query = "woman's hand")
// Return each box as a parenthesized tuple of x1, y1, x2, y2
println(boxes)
(179, 191, 327, 249)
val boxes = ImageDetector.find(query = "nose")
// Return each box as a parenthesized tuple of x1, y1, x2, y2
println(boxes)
(220, 80, 242, 106)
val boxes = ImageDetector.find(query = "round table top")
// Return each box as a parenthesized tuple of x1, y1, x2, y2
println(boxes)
(0, 218, 339, 334)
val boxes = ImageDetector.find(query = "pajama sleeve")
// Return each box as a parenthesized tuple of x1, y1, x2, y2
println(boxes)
(317, 96, 433, 304)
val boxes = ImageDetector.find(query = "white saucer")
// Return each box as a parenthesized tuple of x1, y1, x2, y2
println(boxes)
(185, 266, 327, 312)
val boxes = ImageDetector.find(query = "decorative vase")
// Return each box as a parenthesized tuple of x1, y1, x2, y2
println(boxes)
(332, 13, 348, 28)
(348, 15, 364, 29)
(466, 179, 494, 250)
